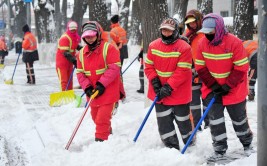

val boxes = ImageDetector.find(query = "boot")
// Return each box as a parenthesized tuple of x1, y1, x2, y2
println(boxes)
(207, 151, 226, 163)
(95, 138, 104, 142)
(136, 89, 144, 93)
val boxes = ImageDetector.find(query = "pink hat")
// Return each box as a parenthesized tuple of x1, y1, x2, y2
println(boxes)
(81, 30, 97, 38)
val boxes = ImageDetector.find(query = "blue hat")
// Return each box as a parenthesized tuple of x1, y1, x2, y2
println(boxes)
(197, 17, 216, 34)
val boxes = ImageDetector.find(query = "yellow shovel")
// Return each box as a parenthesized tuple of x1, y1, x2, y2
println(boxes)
(49, 68, 76, 107)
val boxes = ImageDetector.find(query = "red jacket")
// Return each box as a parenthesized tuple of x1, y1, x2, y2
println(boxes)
(56, 32, 80, 67)
(110, 23, 128, 45)
(76, 41, 121, 106)
(22, 32, 37, 51)
(145, 38, 192, 105)
(195, 33, 249, 105)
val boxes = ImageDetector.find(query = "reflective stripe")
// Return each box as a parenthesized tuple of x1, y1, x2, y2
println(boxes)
(79, 42, 111, 75)
(192, 85, 201, 90)
(96, 68, 106, 75)
(213, 133, 227, 141)
(203, 52, 233, 60)
(232, 118, 247, 126)
(145, 57, 153, 65)
(243, 40, 253, 48)
(156, 108, 172, 117)
(195, 59, 205, 65)
(181, 131, 192, 139)
(233, 57, 249, 66)
(58, 34, 74, 52)
(250, 78, 256, 82)
(249, 86, 255, 89)
(236, 129, 251, 136)
(210, 117, 225, 126)
(177, 62, 191, 69)
(160, 130, 176, 140)
(151, 49, 181, 58)
(210, 71, 230, 78)
(156, 69, 173, 77)
(175, 114, 190, 122)
(190, 105, 201, 110)
(24, 49, 37, 52)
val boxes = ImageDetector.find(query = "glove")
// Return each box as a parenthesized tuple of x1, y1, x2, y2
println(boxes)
(73, 59, 77, 68)
(151, 77, 162, 96)
(95, 82, 105, 97)
(77, 44, 83, 51)
(85, 86, 94, 97)
(158, 84, 173, 100)
(138, 50, 143, 61)
(213, 84, 231, 96)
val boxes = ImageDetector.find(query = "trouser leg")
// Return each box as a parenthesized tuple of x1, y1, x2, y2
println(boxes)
(204, 93, 228, 154)
(26, 62, 35, 84)
(56, 66, 73, 91)
(248, 68, 257, 100)
(226, 100, 253, 147)
(173, 103, 193, 144)
(138, 64, 144, 91)
(155, 104, 179, 150)
(91, 103, 114, 140)
(190, 83, 202, 129)
(0, 55, 5, 64)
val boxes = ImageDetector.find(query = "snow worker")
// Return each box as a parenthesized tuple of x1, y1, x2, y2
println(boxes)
(137, 47, 144, 94)
(0, 35, 8, 68)
(110, 15, 128, 66)
(195, 13, 253, 161)
(76, 21, 121, 141)
(56, 20, 81, 91)
(184, 9, 209, 131)
(144, 18, 194, 150)
(100, 26, 126, 114)
(243, 40, 258, 101)
(22, 24, 39, 84)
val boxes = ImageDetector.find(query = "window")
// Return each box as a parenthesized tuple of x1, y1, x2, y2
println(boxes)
(220, 11, 229, 17)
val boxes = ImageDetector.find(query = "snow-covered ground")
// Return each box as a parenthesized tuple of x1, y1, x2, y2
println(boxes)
(0, 45, 257, 166)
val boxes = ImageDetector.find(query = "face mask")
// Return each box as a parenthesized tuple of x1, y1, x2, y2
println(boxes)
(205, 34, 215, 41)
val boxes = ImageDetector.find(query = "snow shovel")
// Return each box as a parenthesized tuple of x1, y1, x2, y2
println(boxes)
(181, 96, 216, 154)
(133, 96, 158, 142)
(49, 68, 76, 107)
(65, 90, 99, 150)
(4, 53, 21, 84)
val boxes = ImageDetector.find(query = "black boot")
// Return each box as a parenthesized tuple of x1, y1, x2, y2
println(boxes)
(137, 89, 144, 93)
(95, 138, 104, 142)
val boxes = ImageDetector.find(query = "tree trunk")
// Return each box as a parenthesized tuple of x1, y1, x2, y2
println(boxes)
(13, 1, 27, 38)
(130, 0, 142, 45)
(34, 0, 56, 43)
(197, 0, 213, 16)
(233, 0, 254, 40)
(54, 0, 62, 38)
(62, 0, 68, 31)
(117, 0, 131, 32)
(173, 0, 189, 35)
(139, 0, 168, 53)
(88, 0, 109, 31)
(71, 0, 87, 35)
(173, 0, 189, 23)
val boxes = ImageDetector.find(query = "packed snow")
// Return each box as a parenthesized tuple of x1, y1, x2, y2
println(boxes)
(0, 44, 257, 166)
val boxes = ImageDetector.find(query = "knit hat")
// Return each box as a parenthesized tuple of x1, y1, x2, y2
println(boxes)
(197, 17, 216, 34)
(159, 18, 176, 31)
(68, 21, 78, 30)
(110, 15, 119, 23)
(81, 22, 98, 38)
(22, 24, 30, 33)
